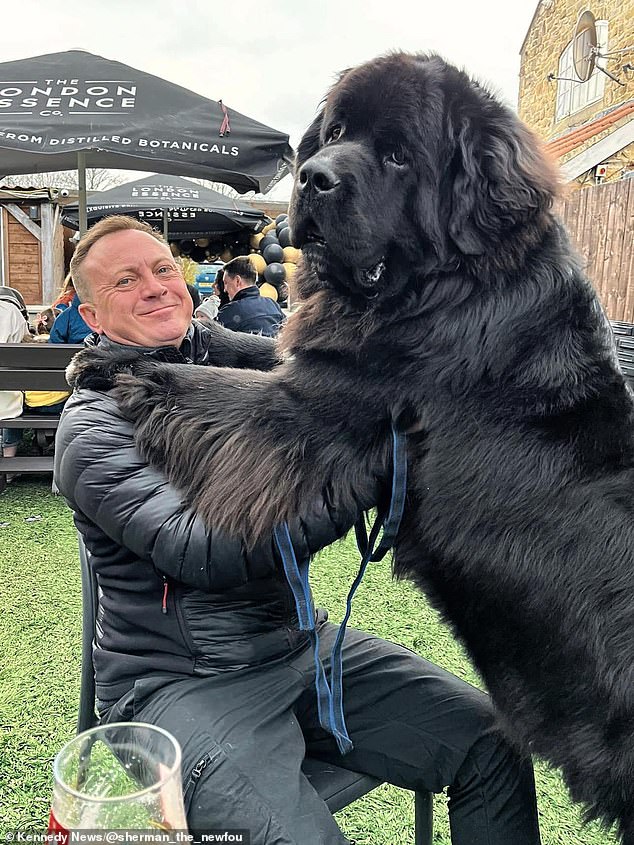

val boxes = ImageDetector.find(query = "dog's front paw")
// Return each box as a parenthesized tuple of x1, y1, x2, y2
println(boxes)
(67, 347, 144, 391)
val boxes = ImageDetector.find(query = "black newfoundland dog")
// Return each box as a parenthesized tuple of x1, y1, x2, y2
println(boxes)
(74, 53, 634, 841)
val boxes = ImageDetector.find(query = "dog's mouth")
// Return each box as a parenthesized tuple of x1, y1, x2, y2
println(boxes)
(303, 223, 327, 248)
(299, 219, 387, 295)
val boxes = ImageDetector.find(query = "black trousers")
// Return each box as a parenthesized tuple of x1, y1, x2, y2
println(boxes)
(104, 622, 541, 845)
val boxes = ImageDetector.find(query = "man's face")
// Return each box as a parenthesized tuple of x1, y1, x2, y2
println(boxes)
(223, 273, 241, 301)
(78, 229, 193, 347)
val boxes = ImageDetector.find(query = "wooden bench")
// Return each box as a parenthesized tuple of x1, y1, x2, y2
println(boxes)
(0, 342, 82, 477)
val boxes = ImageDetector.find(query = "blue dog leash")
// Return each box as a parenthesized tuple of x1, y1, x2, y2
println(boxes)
(274, 521, 352, 753)
(274, 425, 408, 754)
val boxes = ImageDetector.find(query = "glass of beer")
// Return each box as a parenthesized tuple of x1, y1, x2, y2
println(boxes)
(48, 722, 187, 835)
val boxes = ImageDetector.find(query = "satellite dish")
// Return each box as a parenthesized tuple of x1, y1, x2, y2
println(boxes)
(573, 11, 598, 82)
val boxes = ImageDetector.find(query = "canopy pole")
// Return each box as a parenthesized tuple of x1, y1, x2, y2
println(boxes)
(77, 151, 88, 236)
(163, 209, 169, 241)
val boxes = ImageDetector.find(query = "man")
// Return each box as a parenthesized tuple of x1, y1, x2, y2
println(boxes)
(216, 255, 285, 337)
(55, 216, 541, 845)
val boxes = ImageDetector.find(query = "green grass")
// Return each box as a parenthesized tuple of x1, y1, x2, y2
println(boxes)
(0, 479, 618, 843)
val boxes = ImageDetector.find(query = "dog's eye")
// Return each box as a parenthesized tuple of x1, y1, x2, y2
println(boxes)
(385, 148, 407, 167)
(326, 125, 343, 143)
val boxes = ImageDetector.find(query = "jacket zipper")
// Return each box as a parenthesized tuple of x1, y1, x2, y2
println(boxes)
(161, 577, 169, 614)
(183, 746, 224, 810)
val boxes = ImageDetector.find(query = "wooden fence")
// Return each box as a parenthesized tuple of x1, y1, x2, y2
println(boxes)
(556, 179, 634, 322)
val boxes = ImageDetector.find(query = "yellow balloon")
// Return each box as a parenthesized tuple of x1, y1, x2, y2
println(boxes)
(250, 232, 264, 249)
(259, 282, 278, 301)
(248, 253, 267, 275)
(282, 262, 297, 282)
(283, 246, 301, 264)
(219, 248, 233, 263)
(262, 221, 276, 234)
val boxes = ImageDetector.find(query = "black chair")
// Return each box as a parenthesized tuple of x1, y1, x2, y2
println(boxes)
(612, 336, 634, 385)
(610, 321, 634, 337)
(77, 534, 433, 843)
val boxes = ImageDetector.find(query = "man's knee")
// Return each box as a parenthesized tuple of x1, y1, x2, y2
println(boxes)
(452, 728, 534, 793)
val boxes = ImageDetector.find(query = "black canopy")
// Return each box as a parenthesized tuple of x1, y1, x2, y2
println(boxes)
(0, 50, 292, 195)
(62, 174, 268, 238)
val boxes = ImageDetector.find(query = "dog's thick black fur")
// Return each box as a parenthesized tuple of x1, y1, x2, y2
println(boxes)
(70, 53, 634, 841)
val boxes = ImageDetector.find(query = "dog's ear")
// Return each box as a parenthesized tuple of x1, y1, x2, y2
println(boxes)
(448, 109, 560, 256)
(296, 111, 324, 169)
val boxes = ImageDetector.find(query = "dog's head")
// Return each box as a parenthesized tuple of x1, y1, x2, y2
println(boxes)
(289, 52, 559, 301)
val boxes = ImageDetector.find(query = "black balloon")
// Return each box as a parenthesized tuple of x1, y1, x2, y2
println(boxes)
(264, 262, 286, 286)
(263, 243, 285, 264)
(278, 227, 293, 248)
(190, 246, 207, 263)
(259, 234, 279, 252)
(275, 213, 288, 224)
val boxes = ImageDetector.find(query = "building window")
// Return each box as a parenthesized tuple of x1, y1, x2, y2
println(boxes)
(555, 19, 608, 121)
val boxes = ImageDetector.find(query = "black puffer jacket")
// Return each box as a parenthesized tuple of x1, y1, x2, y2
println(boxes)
(216, 286, 286, 337)
(54, 322, 353, 709)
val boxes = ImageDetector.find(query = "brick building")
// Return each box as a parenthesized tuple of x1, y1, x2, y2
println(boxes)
(518, 0, 634, 186)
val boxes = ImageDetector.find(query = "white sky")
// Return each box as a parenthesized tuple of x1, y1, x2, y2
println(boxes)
(2, 0, 539, 199)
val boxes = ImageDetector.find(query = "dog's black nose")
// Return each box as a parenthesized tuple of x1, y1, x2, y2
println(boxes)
(297, 159, 340, 193)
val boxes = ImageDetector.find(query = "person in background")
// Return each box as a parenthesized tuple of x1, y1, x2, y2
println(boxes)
(48, 290, 91, 344)
(0, 287, 69, 469)
(0, 288, 30, 482)
(0, 286, 31, 331)
(194, 296, 221, 327)
(213, 268, 230, 308)
(52, 273, 76, 310)
(32, 307, 61, 341)
(216, 257, 285, 338)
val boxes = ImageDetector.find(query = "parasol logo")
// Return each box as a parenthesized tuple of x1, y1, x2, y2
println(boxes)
(0, 78, 137, 116)
(131, 184, 201, 200)
(138, 209, 200, 219)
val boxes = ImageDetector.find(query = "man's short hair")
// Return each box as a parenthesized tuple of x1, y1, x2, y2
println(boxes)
(70, 215, 167, 303)
(223, 256, 257, 286)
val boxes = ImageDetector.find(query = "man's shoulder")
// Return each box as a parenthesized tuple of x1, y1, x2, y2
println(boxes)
(263, 297, 285, 315)
(60, 388, 120, 427)
(186, 319, 219, 362)
(55, 388, 119, 453)
(216, 300, 244, 327)
(218, 299, 241, 313)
